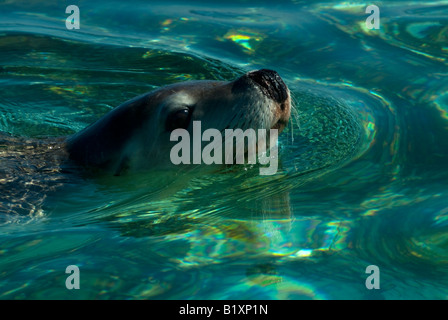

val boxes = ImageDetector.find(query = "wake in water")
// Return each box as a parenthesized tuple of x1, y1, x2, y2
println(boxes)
(0, 133, 68, 223)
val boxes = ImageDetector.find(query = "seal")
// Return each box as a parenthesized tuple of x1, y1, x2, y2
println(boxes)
(66, 69, 291, 175)
(0, 69, 291, 219)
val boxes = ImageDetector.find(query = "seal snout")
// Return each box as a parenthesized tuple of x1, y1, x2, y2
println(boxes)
(247, 69, 288, 104)
(244, 69, 291, 133)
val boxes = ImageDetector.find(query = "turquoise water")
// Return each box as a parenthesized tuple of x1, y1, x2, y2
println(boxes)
(1, 0, 448, 300)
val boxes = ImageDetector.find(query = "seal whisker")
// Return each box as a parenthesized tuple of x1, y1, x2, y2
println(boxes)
(290, 94, 301, 130)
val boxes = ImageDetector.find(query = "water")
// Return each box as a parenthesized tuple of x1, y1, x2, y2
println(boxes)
(1, 0, 448, 300)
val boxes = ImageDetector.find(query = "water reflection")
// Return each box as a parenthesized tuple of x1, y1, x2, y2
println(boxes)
(1, 0, 448, 300)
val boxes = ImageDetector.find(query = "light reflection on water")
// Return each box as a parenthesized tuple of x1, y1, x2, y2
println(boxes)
(0, 0, 448, 299)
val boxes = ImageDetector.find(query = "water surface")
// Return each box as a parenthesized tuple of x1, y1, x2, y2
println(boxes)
(1, 0, 448, 299)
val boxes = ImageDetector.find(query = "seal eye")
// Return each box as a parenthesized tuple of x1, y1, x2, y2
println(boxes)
(166, 108, 192, 132)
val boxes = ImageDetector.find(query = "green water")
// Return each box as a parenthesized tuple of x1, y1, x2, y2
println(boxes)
(1, 0, 448, 299)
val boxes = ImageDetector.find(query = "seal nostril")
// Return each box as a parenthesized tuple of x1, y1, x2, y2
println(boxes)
(247, 69, 288, 104)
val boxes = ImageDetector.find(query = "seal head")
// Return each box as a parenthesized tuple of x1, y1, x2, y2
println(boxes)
(66, 69, 291, 175)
